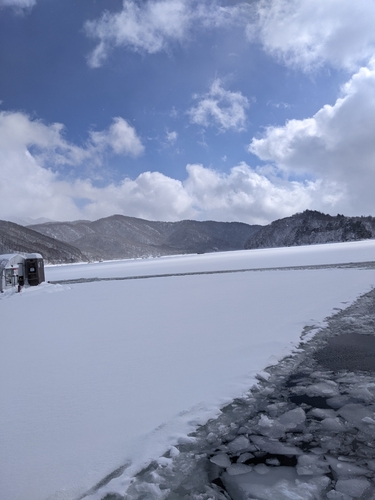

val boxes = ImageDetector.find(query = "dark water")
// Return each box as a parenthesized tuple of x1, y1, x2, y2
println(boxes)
(315, 333, 375, 372)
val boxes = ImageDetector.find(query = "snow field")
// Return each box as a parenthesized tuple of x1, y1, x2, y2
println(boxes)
(0, 242, 374, 500)
(45, 239, 375, 282)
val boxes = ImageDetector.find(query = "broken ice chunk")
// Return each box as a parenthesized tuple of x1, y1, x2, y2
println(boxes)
(326, 491, 352, 500)
(310, 448, 326, 455)
(309, 408, 337, 419)
(338, 403, 375, 434)
(347, 387, 375, 402)
(237, 452, 254, 463)
(226, 464, 253, 476)
(260, 387, 274, 396)
(266, 402, 288, 414)
(223, 466, 330, 500)
(296, 454, 330, 475)
(169, 446, 179, 458)
(256, 371, 271, 382)
(277, 408, 306, 430)
(321, 417, 347, 433)
(266, 458, 280, 466)
(250, 435, 303, 456)
(227, 435, 251, 454)
(326, 456, 370, 477)
(254, 464, 270, 475)
(237, 426, 251, 434)
(210, 453, 231, 468)
(327, 396, 353, 409)
(206, 432, 218, 444)
(157, 456, 172, 467)
(305, 381, 339, 397)
(335, 478, 372, 498)
(319, 435, 346, 453)
(258, 414, 274, 428)
(256, 414, 286, 438)
(362, 416, 375, 424)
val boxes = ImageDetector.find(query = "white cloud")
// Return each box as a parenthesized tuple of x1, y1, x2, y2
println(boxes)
(166, 130, 178, 145)
(0, 108, 342, 224)
(0, 114, 83, 222)
(249, 59, 375, 215)
(85, 0, 375, 71)
(184, 163, 339, 224)
(0, 111, 91, 169)
(0, 112, 143, 172)
(0, 111, 144, 221)
(2, 89, 373, 225)
(78, 163, 339, 224)
(74, 172, 194, 222)
(90, 117, 144, 157)
(188, 79, 249, 132)
(247, 0, 375, 71)
(84, 0, 252, 67)
(0, 0, 36, 9)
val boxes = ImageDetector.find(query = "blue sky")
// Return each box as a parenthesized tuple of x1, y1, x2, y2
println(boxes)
(0, 0, 375, 224)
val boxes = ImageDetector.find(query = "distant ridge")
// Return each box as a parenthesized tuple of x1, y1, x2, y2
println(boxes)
(244, 210, 375, 249)
(28, 215, 261, 261)
(0, 210, 370, 264)
(0, 220, 87, 264)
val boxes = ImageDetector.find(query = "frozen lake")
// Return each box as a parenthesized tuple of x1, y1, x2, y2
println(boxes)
(1, 241, 374, 500)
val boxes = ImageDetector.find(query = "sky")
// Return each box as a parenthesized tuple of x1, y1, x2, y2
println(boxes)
(0, 0, 374, 225)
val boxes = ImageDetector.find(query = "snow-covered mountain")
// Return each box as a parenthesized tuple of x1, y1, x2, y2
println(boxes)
(4, 211, 373, 263)
(245, 210, 375, 250)
(28, 214, 261, 260)
(0, 220, 87, 263)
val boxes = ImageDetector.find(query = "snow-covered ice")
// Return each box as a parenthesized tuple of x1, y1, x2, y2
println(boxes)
(0, 241, 374, 500)
(45, 239, 375, 282)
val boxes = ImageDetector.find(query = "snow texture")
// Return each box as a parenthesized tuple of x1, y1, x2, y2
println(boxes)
(0, 241, 374, 500)
(46, 239, 375, 282)
(119, 287, 375, 500)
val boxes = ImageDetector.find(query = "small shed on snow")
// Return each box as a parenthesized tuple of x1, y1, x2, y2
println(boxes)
(0, 253, 45, 292)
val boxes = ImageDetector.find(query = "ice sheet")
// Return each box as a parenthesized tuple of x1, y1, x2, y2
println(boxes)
(45, 239, 375, 282)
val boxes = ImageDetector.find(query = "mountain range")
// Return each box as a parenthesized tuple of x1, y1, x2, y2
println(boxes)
(0, 211, 374, 264)
(28, 215, 261, 261)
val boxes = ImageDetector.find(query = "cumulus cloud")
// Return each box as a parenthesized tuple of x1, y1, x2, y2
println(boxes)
(0, 111, 91, 169)
(90, 117, 144, 157)
(0, 112, 143, 171)
(85, 0, 375, 71)
(249, 59, 375, 215)
(2, 84, 373, 225)
(0, 110, 345, 224)
(0, 114, 83, 222)
(247, 0, 375, 71)
(0, 111, 144, 221)
(73, 172, 194, 222)
(84, 0, 252, 67)
(70, 163, 339, 224)
(188, 79, 249, 132)
(184, 163, 340, 224)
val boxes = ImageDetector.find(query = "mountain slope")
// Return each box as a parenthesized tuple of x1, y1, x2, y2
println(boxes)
(244, 210, 375, 249)
(0, 220, 87, 263)
(29, 215, 261, 260)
